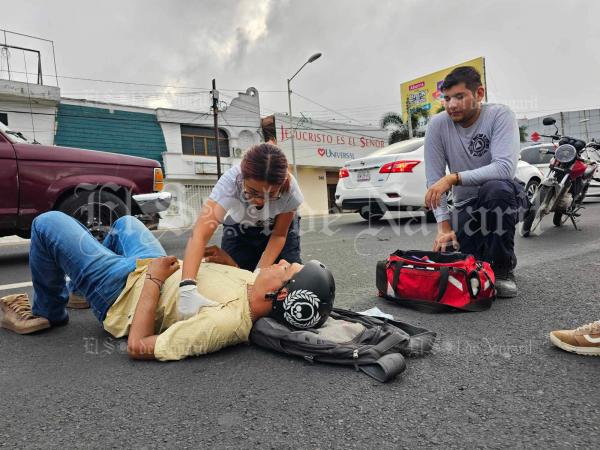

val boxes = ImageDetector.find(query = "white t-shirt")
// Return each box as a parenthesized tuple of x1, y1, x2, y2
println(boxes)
(208, 165, 304, 228)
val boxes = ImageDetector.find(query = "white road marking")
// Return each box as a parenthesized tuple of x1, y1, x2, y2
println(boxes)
(0, 281, 33, 291)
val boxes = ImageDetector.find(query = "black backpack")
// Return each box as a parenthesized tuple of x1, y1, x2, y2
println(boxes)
(250, 308, 436, 382)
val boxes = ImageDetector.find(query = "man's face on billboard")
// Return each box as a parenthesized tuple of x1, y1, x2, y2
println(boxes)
(442, 82, 485, 126)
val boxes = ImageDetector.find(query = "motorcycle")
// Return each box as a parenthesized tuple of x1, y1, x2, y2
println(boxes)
(521, 117, 600, 237)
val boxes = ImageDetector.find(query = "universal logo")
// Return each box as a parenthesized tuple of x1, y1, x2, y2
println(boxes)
(317, 147, 355, 160)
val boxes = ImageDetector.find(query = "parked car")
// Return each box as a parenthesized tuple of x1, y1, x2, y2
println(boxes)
(335, 138, 544, 221)
(0, 122, 171, 239)
(520, 143, 556, 176)
(520, 142, 600, 201)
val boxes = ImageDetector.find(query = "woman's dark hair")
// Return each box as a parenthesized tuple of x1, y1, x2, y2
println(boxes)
(241, 143, 291, 193)
(440, 66, 482, 93)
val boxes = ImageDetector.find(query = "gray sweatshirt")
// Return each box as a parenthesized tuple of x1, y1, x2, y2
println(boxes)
(424, 103, 520, 222)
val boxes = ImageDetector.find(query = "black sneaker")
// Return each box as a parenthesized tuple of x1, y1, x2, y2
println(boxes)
(494, 270, 517, 298)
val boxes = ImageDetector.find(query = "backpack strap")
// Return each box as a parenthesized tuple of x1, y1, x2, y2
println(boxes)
(359, 353, 407, 383)
(332, 308, 437, 355)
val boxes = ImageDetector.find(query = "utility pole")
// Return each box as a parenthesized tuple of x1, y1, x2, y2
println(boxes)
(287, 78, 298, 180)
(211, 78, 222, 179)
(406, 97, 413, 139)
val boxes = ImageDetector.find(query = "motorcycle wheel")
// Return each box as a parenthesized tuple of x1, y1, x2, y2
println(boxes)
(521, 185, 553, 237)
(552, 212, 569, 227)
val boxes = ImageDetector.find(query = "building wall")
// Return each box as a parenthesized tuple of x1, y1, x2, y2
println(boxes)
(158, 88, 263, 228)
(55, 101, 167, 165)
(519, 108, 600, 145)
(0, 101, 56, 145)
(0, 80, 61, 145)
(266, 113, 387, 216)
(159, 87, 262, 183)
(296, 167, 329, 216)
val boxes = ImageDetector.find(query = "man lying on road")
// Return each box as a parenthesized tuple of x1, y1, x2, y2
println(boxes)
(0, 211, 335, 360)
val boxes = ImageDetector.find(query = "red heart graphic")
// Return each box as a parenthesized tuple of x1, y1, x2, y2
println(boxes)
(317, 148, 325, 156)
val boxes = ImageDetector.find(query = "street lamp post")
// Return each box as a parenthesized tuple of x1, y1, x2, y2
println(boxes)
(287, 52, 322, 180)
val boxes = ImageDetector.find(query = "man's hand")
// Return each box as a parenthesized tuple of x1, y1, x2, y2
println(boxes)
(204, 245, 239, 267)
(425, 174, 456, 210)
(433, 225, 460, 252)
(147, 256, 180, 283)
(178, 285, 218, 320)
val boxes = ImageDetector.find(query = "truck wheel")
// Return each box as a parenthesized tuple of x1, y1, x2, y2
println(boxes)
(58, 190, 129, 241)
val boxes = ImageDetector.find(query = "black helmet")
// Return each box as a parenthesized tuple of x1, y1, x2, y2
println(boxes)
(271, 260, 335, 329)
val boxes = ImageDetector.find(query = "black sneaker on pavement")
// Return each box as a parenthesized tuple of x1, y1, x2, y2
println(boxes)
(495, 270, 517, 298)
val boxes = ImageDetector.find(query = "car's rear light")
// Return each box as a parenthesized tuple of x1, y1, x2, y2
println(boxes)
(379, 160, 421, 173)
(154, 168, 164, 191)
(339, 167, 350, 178)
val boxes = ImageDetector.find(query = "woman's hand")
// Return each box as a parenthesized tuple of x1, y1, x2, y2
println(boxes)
(147, 256, 180, 282)
(181, 199, 226, 280)
(204, 245, 239, 267)
(178, 285, 218, 320)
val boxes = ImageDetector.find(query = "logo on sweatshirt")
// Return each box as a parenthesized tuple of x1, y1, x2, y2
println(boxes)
(468, 133, 490, 157)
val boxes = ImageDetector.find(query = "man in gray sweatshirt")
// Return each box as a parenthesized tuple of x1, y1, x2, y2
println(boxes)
(424, 66, 527, 297)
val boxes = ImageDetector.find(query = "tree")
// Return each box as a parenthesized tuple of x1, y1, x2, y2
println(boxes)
(519, 125, 528, 143)
(380, 108, 430, 144)
(381, 112, 408, 144)
(409, 107, 430, 135)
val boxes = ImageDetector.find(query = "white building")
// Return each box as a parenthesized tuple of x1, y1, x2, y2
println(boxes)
(157, 87, 262, 228)
(262, 113, 388, 215)
(0, 78, 59, 145)
(519, 108, 600, 145)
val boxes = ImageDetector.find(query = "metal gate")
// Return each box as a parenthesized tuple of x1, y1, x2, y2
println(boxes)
(161, 182, 215, 228)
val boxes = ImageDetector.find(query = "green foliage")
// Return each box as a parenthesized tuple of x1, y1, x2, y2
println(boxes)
(380, 108, 430, 144)
(519, 125, 528, 143)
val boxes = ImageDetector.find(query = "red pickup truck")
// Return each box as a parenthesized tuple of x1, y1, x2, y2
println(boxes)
(0, 122, 171, 239)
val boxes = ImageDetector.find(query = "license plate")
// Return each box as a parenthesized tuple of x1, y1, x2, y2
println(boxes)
(356, 170, 371, 181)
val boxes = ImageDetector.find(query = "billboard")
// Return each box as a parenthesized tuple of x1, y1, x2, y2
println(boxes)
(272, 114, 387, 168)
(400, 57, 486, 122)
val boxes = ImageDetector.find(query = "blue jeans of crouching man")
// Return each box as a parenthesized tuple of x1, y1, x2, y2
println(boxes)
(451, 179, 529, 274)
(221, 216, 302, 272)
(29, 211, 166, 324)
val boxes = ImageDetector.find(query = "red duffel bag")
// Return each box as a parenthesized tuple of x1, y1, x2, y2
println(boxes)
(376, 250, 496, 312)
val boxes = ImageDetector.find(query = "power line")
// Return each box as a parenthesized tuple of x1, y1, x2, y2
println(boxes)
(292, 90, 372, 126)
(0, 69, 287, 93)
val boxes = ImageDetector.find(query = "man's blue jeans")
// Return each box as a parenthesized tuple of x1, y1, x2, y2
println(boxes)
(30, 211, 166, 324)
(221, 216, 302, 271)
(452, 179, 528, 274)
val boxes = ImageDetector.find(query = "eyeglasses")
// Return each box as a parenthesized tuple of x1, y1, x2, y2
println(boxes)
(242, 182, 282, 201)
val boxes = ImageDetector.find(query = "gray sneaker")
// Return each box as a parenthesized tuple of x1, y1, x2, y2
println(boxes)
(495, 271, 517, 298)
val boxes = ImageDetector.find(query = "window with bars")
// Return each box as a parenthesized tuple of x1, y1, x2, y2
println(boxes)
(181, 125, 230, 157)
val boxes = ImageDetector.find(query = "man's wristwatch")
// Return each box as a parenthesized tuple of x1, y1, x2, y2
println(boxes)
(179, 279, 197, 287)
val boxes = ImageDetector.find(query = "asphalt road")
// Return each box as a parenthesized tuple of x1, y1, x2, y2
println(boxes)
(1, 208, 600, 448)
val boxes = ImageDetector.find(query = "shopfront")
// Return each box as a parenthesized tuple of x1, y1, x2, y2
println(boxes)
(262, 113, 387, 215)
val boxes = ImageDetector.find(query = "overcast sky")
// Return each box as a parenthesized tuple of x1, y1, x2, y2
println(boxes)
(3, 0, 599, 124)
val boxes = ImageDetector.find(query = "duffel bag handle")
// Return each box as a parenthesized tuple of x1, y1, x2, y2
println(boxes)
(434, 266, 450, 302)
